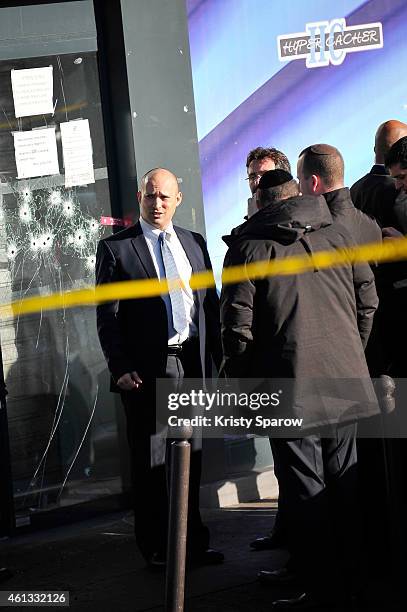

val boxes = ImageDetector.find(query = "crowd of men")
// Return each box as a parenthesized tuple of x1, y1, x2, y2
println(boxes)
(94, 120, 407, 610)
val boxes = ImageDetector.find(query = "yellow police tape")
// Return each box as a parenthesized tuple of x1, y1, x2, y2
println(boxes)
(1, 237, 407, 319)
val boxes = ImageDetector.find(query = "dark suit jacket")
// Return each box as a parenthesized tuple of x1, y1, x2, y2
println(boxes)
(96, 221, 221, 389)
(351, 165, 407, 231)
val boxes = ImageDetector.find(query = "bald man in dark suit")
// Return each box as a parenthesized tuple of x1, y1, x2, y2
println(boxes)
(351, 120, 407, 231)
(96, 168, 223, 568)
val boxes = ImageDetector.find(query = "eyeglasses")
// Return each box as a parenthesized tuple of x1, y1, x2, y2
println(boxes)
(245, 172, 266, 181)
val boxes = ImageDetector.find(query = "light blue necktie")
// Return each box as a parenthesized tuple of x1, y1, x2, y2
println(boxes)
(158, 231, 188, 335)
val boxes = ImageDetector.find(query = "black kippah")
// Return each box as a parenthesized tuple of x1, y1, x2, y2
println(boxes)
(258, 169, 293, 189)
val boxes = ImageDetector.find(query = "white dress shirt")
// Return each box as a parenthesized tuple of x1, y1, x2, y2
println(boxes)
(140, 217, 198, 344)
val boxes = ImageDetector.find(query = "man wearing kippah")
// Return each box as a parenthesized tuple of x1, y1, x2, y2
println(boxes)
(298, 143, 391, 583)
(297, 144, 381, 246)
(220, 169, 379, 609)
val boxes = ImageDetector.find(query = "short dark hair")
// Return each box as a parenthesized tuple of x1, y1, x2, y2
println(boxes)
(246, 147, 291, 173)
(385, 136, 407, 169)
(257, 170, 299, 208)
(298, 144, 344, 188)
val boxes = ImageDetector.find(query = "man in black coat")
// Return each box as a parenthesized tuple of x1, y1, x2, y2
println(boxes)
(297, 144, 383, 368)
(297, 143, 402, 591)
(384, 135, 407, 374)
(386, 135, 407, 196)
(96, 168, 223, 567)
(350, 123, 407, 377)
(385, 135, 407, 579)
(297, 144, 382, 245)
(220, 170, 379, 609)
(351, 120, 407, 231)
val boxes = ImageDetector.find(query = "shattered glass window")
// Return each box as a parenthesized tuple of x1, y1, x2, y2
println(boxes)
(0, 49, 124, 520)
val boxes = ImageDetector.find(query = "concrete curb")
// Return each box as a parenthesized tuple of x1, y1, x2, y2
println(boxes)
(200, 467, 278, 508)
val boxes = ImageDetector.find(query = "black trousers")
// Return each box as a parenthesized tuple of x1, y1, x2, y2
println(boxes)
(271, 424, 360, 597)
(121, 340, 209, 560)
(268, 437, 288, 541)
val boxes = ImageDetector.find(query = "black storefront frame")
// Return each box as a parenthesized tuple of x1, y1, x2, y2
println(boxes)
(0, 342, 15, 536)
(0, 0, 137, 535)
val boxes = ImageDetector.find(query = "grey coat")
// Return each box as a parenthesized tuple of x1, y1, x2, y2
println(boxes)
(220, 194, 379, 431)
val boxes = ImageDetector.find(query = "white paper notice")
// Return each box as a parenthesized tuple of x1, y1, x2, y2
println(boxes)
(60, 119, 95, 188)
(11, 66, 54, 118)
(13, 127, 60, 179)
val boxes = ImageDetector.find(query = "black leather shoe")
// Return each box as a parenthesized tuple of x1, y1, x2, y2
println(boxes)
(272, 592, 340, 609)
(250, 532, 286, 551)
(258, 567, 297, 585)
(146, 552, 166, 570)
(0, 568, 13, 583)
(188, 548, 224, 567)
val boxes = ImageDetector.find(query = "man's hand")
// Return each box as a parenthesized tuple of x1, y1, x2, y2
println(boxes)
(382, 226, 403, 239)
(117, 371, 142, 391)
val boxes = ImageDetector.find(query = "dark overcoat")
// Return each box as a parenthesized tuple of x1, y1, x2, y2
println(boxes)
(220, 194, 379, 430)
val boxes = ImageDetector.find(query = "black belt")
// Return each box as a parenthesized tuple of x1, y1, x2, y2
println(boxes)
(167, 337, 198, 356)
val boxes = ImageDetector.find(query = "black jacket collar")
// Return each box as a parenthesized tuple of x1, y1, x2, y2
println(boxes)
(323, 187, 354, 214)
(130, 222, 157, 279)
(370, 164, 389, 176)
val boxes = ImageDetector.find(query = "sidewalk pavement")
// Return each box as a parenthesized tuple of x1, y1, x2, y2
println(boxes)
(1, 500, 403, 611)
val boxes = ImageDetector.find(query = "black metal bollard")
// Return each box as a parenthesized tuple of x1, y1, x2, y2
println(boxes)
(0, 340, 14, 537)
(165, 424, 193, 612)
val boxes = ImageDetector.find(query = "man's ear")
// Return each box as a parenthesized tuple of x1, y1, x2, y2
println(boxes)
(137, 191, 142, 204)
(176, 191, 183, 207)
(311, 175, 319, 193)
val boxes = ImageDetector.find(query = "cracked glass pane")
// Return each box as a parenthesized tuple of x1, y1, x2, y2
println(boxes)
(0, 44, 123, 520)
